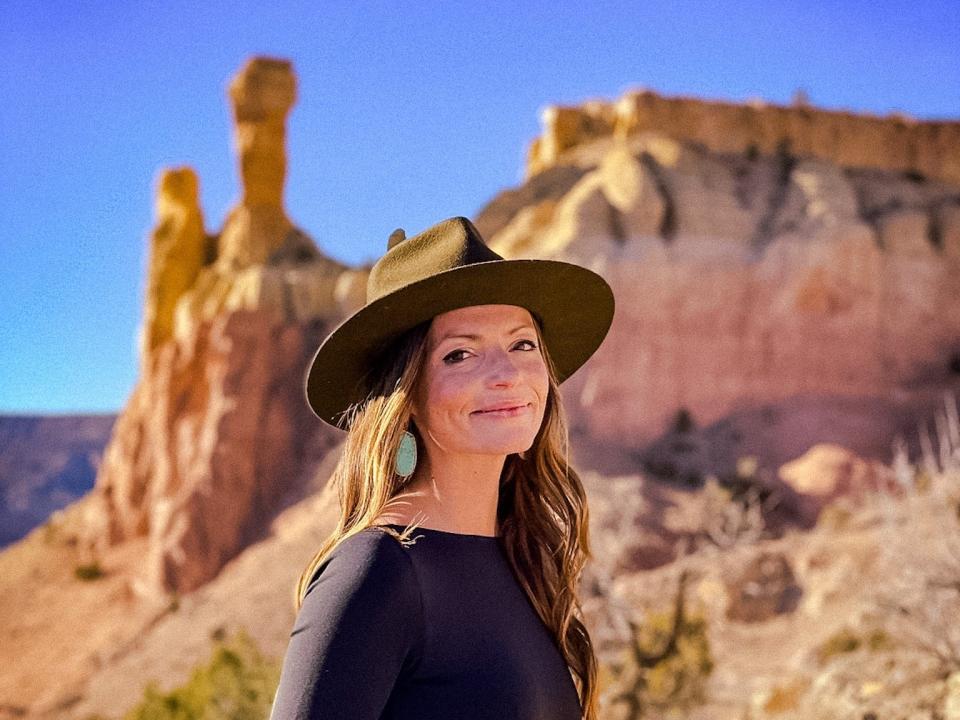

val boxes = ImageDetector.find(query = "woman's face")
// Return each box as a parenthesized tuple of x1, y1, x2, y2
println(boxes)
(411, 304, 550, 458)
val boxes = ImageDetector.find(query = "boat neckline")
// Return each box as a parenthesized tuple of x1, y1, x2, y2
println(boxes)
(376, 523, 500, 540)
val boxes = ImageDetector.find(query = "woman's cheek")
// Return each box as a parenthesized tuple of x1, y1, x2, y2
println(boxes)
(432, 375, 465, 410)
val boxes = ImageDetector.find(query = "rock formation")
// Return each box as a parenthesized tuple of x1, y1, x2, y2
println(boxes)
(525, 88, 960, 186)
(218, 57, 298, 271)
(139, 167, 207, 359)
(777, 443, 903, 515)
(724, 551, 802, 622)
(79, 57, 360, 596)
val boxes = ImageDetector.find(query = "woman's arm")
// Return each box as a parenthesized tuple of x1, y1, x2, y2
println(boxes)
(269, 531, 425, 719)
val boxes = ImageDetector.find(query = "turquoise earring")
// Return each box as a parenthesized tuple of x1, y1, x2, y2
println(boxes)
(395, 429, 417, 478)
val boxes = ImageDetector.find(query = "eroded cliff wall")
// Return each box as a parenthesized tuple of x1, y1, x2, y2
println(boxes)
(525, 88, 960, 186)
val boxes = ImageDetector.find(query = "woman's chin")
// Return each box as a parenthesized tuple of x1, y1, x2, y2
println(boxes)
(470, 437, 536, 456)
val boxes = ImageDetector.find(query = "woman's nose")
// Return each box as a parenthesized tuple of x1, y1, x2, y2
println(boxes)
(486, 348, 520, 385)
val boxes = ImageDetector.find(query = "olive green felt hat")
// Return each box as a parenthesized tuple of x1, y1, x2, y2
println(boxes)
(304, 216, 615, 429)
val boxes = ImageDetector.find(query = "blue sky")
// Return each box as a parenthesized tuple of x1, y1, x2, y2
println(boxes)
(1, 0, 958, 413)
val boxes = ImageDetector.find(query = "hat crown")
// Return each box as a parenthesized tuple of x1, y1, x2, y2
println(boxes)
(367, 217, 503, 303)
(386, 228, 406, 249)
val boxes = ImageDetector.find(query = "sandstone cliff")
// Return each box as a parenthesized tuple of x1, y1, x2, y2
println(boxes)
(78, 57, 363, 598)
(524, 88, 960, 185)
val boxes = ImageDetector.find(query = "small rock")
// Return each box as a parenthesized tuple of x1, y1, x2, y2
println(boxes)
(725, 551, 802, 622)
(944, 671, 960, 720)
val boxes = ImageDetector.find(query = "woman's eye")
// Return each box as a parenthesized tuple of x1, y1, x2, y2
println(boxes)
(443, 349, 470, 365)
(443, 340, 537, 365)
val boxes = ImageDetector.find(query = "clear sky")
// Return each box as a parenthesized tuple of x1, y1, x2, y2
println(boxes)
(1, 0, 958, 414)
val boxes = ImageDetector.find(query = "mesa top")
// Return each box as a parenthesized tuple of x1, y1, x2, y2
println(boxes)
(269, 524, 582, 720)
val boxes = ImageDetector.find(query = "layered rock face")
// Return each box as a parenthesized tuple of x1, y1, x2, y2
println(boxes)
(478, 115, 960, 484)
(525, 88, 960, 185)
(80, 57, 361, 595)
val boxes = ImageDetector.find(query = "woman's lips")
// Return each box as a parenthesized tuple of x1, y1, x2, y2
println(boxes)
(472, 403, 531, 418)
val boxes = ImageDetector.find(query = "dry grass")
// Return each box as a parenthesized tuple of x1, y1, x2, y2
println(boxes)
(868, 391, 960, 678)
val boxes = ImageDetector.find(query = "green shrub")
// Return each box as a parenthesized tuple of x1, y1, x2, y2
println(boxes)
(815, 625, 897, 667)
(75, 561, 104, 581)
(640, 608, 713, 709)
(866, 628, 895, 652)
(762, 676, 811, 714)
(603, 570, 714, 718)
(123, 627, 281, 720)
(816, 626, 861, 664)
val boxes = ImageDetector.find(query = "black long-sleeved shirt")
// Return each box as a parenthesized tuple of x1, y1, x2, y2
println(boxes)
(269, 523, 582, 719)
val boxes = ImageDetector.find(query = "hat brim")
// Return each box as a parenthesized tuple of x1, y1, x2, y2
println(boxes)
(304, 258, 615, 428)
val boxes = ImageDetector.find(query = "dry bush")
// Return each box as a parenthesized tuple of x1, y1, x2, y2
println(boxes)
(581, 473, 657, 655)
(598, 569, 714, 720)
(582, 472, 724, 718)
(694, 473, 767, 552)
(868, 391, 960, 678)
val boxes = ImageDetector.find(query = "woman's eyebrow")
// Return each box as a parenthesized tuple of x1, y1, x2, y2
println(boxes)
(438, 324, 535, 343)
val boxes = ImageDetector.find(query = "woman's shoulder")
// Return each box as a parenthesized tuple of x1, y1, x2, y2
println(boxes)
(334, 524, 417, 551)
(304, 526, 422, 601)
(283, 527, 428, 708)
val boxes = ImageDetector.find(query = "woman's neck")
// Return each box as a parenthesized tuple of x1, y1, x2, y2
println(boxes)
(388, 450, 506, 536)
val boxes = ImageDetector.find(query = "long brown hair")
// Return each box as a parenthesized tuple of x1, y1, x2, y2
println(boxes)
(294, 312, 600, 719)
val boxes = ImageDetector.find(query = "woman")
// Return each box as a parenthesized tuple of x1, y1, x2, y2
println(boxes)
(269, 216, 615, 720)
